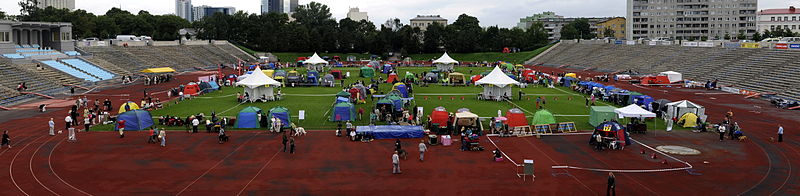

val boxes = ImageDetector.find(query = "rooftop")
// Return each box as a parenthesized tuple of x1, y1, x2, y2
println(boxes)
(411, 15, 447, 21)
(759, 6, 799, 15)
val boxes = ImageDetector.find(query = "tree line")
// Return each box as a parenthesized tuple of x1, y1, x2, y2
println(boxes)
(13, 1, 550, 54)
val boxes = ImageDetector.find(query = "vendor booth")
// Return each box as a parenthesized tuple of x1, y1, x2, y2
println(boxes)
(268, 107, 291, 128)
(360, 66, 375, 78)
(658, 71, 683, 83)
(433, 52, 458, 72)
(331, 102, 356, 122)
(114, 110, 154, 131)
(304, 53, 329, 71)
(234, 106, 263, 128)
(236, 67, 282, 102)
(475, 66, 520, 101)
(592, 121, 631, 147)
(454, 111, 482, 135)
(449, 72, 466, 85)
(665, 100, 706, 122)
(589, 106, 618, 126)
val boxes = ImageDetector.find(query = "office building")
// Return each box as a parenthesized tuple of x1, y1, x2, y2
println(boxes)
(347, 8, 369, 22)
(539, 17, 610, 40)
(410, 15, 447, 31)
(193, 6, 236, 22)
(595, 17, 626, 39)
(175, 0, 193, 22)
(517, 11, 562, 30)
(262, 0, 298, 14)
(37, 0, 75, 10)
(757, 6, 800, 34)
(627, 0, 758, 40)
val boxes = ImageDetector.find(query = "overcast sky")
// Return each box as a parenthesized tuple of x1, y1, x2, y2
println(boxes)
(0, 0, 796, 27)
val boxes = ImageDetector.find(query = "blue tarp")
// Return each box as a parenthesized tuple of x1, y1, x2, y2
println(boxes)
(356, 125, 424, 139)
(114, 110, 153, 131)
(629, 95, 654, 108)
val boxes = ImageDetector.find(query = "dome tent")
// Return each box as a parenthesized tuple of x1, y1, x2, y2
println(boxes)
(331, 102, 356, 121)
(360, 66, 375, 78)
(114, 110, 154, 131)
(118, 101, 140, 114)
(677, 113, 699, 128)
(594, 121, 631, 146)
(235, 106, 263, 128)
(392, 83, 409, 98)
(268, 107, 291, 128)
(531, 109, 556, 125)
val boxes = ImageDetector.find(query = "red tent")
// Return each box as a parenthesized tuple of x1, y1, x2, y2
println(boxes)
(331, 70, 343, 80)
(470, 75, 482, 83)
(641, 75, 670, 85)
(184, 82, 200, 96)
(522, 69, 536, 82)
(504, 108, 529, 127)
(430, 107, 449, 125)
(349, 87, 361, 100)
(296, 57, 309, 61)
(386, 73, 399, 83)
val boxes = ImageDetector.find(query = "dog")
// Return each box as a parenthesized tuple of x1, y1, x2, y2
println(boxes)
(294, 127, 307, 136)
(769, 137, 776, 143)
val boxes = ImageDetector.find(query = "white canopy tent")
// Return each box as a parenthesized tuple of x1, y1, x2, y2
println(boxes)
(665, 100, 706, 121)
(304, 53, 329, 72)
(236, 67, 281, 102)
(432, 52, 458, 72)
(615, 104, 657, 118)
(475, 66, 519, 101)
(658, 71, 683, 83)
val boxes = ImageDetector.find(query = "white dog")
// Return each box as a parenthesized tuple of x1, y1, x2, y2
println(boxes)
(294, 127, 307, 136)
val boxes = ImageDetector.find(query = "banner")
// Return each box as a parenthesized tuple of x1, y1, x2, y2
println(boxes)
(791, 44, 800, 49)
(720, 86, 740, 94)
(661, 41, 673, 45)
(682, 42, 698, 47)
(648, 41, 658, 46)
(775, 43, 789, 49)
(741, 43, 760, 48)
(615, 40, 624, 45)
(626, 41, 636, 45)
(698, 42, 715, 47)
(723, 42, 742, 48)
(197, 75, 215, 82)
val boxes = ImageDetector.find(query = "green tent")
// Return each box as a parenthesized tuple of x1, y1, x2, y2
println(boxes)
(589, 106, 618, 126)
(360, 66, 375, 78)
(268, 107, 291, 128)
(504, 63, 515, 71)
(531, 109, 556, 125)
(404, 72, 416, 81)
(234, 106, 263, 128)
(336, 91, 351, 98)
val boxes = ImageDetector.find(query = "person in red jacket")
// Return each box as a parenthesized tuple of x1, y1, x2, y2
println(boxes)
(117, 120, 126, 138)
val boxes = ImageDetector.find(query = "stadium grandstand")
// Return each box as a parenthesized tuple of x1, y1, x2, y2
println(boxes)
(532, 40, 800, 101)
(0, 21, 256, 106)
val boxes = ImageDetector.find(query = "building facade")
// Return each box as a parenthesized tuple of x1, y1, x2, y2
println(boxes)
(410, 15, 447, 31)
(595, 17, 626, 39)
(262, 0, 298, 14)
(627, 0, 758, 41)
(757, 6, 800, 34)
(175, 0, 193, 22)
(347, 8, 368, 22)
(192, 6, 236, 22)
(539, 17, 610, 40)
(37, 0, 75, 10)
(517, 11, 562, 30)
(0, 20, 74, 54)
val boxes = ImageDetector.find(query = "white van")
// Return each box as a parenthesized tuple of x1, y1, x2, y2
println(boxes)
(116, 35, 141, 41)
(760, 38, 781, 43)
(778, 37, 800, 43)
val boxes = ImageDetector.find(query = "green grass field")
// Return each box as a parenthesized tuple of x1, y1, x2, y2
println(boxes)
(258, 45, 552, 64)
(94, 66, 674, 131)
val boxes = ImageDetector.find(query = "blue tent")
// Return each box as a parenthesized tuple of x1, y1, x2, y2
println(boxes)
(562, 77, 578, 87)
(268, 107, 291, 128)
(200, 81, 219, 93)
(307, 70, 319, 78)
(331, 102, 356, 121)
(307, 75, 319, 86)
(393, 84, 409, 98)
(336, 97, 350, 104)
(593, 121, 631, 145)
(234, 106, 262, 128)
(382, 64, 393, 74)
(114, 110, 154, 131)
(629, 95, 654, 107)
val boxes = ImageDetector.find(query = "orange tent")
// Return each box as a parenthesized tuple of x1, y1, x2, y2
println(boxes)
(184, 82, 200, 96)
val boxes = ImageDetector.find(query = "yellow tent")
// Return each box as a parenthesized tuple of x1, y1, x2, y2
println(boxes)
(118, 101, 140, 114)
(141, 67, 176, 73)
(678, 113, 698, 128)
(565, 73, 577, 78)
(263, 70, 275, 77)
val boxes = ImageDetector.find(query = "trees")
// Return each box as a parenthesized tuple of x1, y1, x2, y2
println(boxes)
(423, 23, 445, 53)
(560, 18, 594, 40)
(752, 32, 762, 41)
(603, 27, 614, 38)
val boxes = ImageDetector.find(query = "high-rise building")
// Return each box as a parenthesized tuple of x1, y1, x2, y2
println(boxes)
(37, 0, 75, 10)
(410, 15, 447, 31)
(347, 8, 369, 22)
(757, 6, 800, 34)
(626, 0, 757, 41)
(176, 0, 193, 21)
(517, 11, 562, 30)
(262, 0, 298, 14)
(539, 17, 610, 40)
(192, 5, 236, 21)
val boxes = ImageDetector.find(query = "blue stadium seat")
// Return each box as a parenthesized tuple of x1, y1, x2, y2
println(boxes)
(60, 59, 115, 80)
(41, 60, 101, 82)
(64, 51, 81, 56)
(2, 54, 25, 59)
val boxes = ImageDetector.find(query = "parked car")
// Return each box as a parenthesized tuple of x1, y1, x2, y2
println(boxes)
(778, 37, 800, 43)
(760, 37, 782, 43)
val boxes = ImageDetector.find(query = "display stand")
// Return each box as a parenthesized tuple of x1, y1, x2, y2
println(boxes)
(517, 159, 535, 181)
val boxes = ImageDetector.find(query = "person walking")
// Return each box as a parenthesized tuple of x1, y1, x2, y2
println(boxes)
(117, 120, 126, 138)
(159, 128, 167, 147)
(289, 137, 295, 154)
(778, 124, 784, 142)
(48, 118, 55, 136)
(64, 115, 73, 130)
(282, 133, 289, 152)
(392, 151, 401, 174)
(718, 124, 726, 141)
(607, 172, 616, 196)
(191, 117, 199, 133)
(1, 130, 11, 149)
(418, 140, 427, 162)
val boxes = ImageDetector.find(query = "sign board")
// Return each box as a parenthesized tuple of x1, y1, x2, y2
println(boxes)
(790, 44, 800, 49)
(775, 43, 789, 49)
(723, 43, 742, 48)
(498, 110, 502, 117)
(741, 43, 760, 48)
(417, 107, 424, 117)
(698, 42, 715, 47)
(299, 110, 305, 120)
(558, 122, 577, 133)
(661, 41, 673, 45)
(626, 41, 636, 45)
(614, 40, 624, 45)
(534, 124, 551, 134)
(97, 41, 107, 46)
(648, 41, 658, 46)
(720, 86, 741, 94)
(682, 42, 698, 47)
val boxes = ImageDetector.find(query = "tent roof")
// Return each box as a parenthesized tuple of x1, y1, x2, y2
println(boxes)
(304, 53, 329, 65)
(236, 67, 281, 88)
(591, 106, 617, 112)
(660, 71, 681, 75)
(141, 67, 176, 73)
(433, 52, 459, 64)
(666, 100, 703, 108)
(615, 104, 656, 118)
(240, 106, 262, 113)
(475, 66, 520, 87)
(455, 111, 479, 118)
